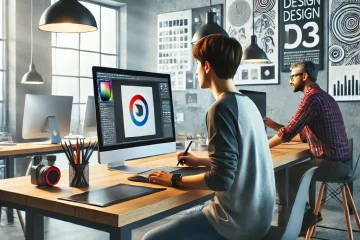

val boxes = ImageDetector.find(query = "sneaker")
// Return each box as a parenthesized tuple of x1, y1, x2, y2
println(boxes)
(298, 212, 323, 237)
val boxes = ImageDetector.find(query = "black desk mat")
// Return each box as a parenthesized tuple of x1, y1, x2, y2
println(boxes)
(59, 183, 166, 207)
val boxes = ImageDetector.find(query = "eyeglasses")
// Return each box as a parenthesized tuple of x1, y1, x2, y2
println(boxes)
(290, 72, 304, 81)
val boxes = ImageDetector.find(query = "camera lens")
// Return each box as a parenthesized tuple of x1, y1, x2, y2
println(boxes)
(37, 166, 61, 186)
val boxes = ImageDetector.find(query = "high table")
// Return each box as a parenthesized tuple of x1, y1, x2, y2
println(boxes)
(0, 142, 311, 240)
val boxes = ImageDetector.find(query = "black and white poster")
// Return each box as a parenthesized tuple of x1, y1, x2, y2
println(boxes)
(328, 0, 360, 102)
(158, 10, 192, 91)
(226, 0, 279, 85)
(280, 0, 324, 72)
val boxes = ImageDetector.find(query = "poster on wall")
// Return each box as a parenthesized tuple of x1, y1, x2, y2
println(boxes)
(279, 0, 324, 72)
(226, 0, 279, 85)
(328, 0, 360, 102)
(157, 10, 192, 91)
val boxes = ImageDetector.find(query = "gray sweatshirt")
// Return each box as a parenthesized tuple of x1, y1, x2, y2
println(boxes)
(202, 92, 276, 240)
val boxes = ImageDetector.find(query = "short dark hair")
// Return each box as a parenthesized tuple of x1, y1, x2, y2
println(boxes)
(290, 61, 318, 82)
(192, 34, 242, 79)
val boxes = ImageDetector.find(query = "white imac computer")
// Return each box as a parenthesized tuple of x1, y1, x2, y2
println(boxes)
(82, 96, 97, 137)
(92, 67, 176, 173)
(22, 94, 73, 144)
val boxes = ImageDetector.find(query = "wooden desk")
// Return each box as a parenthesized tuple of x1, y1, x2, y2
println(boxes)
(0, 143, 310, 240)
(0, 139, 96, 222)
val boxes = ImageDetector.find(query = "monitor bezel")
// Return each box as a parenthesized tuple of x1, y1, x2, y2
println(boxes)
(92, 66, 176, 152)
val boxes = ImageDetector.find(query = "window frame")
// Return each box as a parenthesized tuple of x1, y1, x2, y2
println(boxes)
(0, 0, 6, 131)
(51, 0, 120, 134)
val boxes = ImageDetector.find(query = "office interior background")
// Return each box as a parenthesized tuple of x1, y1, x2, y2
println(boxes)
(0, 0, 358, 174)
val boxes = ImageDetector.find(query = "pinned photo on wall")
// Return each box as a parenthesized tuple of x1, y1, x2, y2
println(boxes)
(261, 66, 275, 80)
(250, 69, 258, 80)
(175, 111, 185, 123)
(186, 72, 195, 89)
(242, 69, 249, 80)
(186, 93, 198, 104)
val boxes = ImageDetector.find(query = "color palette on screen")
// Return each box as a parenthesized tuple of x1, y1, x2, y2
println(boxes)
(99, 81, 112, 101)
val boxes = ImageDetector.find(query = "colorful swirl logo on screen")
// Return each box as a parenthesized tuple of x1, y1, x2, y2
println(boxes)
(129, 95, 149, 126)
(99, 81, 112, 102)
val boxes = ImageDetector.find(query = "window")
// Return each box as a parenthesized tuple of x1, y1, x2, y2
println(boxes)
(0, 0, 5, 131)
(51, 1, 119, 134)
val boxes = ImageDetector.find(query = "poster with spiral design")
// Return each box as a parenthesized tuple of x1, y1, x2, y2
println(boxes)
(328, 0, 360, 101)
(226, 0, 279, 85)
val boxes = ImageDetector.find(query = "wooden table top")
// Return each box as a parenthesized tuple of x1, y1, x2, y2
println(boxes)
(0, 139, 97, 157)
(0, 143, 310, 228)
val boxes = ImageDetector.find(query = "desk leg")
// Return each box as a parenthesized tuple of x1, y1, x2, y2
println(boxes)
(284, 168, 289, 209)
(109, 226, 131, 240)
(25, 210, 44, 240)
(5, 157, 14, 223)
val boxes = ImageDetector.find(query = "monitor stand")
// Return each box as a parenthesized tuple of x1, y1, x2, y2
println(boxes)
(108, 161, 149, 174)
(46, 116, 61, 144)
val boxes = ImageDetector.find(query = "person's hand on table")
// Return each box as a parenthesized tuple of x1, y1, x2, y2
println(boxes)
(148, 171, 172, 187)
(263, 116, 277, 129)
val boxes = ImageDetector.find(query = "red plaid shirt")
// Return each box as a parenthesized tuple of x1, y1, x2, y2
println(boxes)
(277, 84, 350, 161)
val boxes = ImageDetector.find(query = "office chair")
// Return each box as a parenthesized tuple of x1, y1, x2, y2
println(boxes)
(306, 153, 360, 240)
(261, 167, 318, 240)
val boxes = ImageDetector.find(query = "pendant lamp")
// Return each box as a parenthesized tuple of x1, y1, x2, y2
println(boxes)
(39, 0, 97, 33)
(191, 0, 228, 44)
(22, 0, 43, 84)
(242, 0, 270, 63)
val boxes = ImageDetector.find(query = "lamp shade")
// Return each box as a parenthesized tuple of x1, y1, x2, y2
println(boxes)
(192, 12, 228, 44)
(242, 35, 271, 63)
(21, 64, 44, 84)
(39, 0, 97, 33)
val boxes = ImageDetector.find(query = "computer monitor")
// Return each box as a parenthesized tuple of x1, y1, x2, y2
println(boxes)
(92, 67, 176, 173)
(238, 89, 266, 118)
(22, 94, 73, 144)
(82, 96, 97, 136)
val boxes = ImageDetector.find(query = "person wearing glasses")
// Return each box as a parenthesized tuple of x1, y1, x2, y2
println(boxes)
(264, 61, 350, 235)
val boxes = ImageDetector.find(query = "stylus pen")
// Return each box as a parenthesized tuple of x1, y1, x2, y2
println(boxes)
(177, 140, 193, 166)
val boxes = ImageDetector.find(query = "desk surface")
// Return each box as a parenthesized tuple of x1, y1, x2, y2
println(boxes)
(0, 143, 310, 228)
(0, 139, 96, 157)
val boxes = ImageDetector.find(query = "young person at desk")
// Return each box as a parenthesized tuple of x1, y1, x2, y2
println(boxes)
(143, 34, 276, 240)
(264, 61, 350, 235)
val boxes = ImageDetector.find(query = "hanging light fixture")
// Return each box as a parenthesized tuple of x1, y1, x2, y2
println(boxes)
(192, 0, 228, 44)
(242, 0, 270, 63)
(22, 0, 43, 84)
(39, 0, 97, 33)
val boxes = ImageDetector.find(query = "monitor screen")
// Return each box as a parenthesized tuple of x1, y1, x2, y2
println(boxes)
(238, 89, 266, 118)
(92, 67, 175, 157)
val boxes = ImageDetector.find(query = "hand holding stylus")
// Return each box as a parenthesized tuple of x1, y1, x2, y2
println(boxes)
(176, 141, 192, 166)
(177, 141, 199, 166)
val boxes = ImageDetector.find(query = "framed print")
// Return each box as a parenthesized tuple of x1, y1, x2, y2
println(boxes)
(226, 0, 279, 85)
(328, 0, 360, 102)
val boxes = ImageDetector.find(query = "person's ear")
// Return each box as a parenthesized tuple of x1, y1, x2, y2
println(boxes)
(204, 61, 211, 74)
(303, 72, 308, 81)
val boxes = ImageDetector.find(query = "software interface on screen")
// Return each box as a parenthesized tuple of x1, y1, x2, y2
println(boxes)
(96, 72, 174, 147)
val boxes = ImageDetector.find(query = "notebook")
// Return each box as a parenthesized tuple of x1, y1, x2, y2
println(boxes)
(59, 183, 166, 207)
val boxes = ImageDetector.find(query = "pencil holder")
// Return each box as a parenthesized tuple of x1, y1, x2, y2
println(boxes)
(69, 163, 89, 188)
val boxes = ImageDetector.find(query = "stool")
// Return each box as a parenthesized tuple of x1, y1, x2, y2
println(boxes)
(306, 155, 360, 240)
